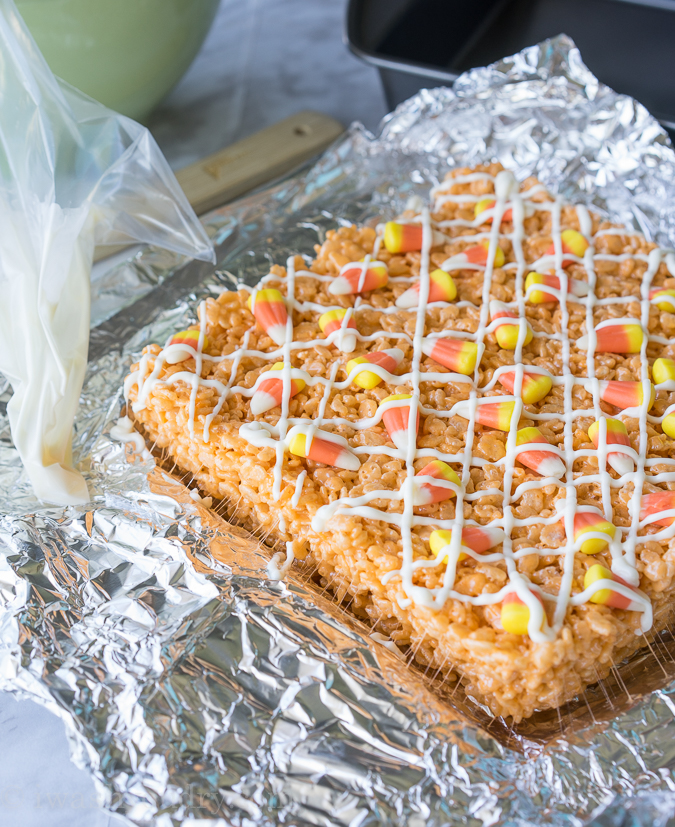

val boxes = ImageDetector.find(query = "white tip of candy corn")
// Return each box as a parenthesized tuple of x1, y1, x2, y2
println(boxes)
(536, 456, 566, 478)
(165, 348, 193, 365)
(267, 323, 287, 346)
(250, 391, 278, 416)
(575, 334, 588, 350)
(570, 279, 590, 298)
(328, 276, 353, 296)
(391, 432, 409, 452)
(395, 288, 419, 309)
(335, 332, 357, 353)
(608, 452, 634, 477)
(452, 400, 471, 421)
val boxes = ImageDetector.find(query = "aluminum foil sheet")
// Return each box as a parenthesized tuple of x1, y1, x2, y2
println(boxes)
(4, 34, 675, 826)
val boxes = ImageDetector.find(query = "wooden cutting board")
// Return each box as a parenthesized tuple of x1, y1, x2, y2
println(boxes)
(94, 110, 344, 262)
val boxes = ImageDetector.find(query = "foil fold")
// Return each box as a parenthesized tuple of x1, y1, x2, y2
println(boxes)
(2, 34, 675, 825)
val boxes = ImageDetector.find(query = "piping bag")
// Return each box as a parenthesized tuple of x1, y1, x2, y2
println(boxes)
(0, 0, 214, 506)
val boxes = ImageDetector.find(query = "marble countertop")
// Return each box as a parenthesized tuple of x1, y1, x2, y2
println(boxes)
(0, 1, 386, 824)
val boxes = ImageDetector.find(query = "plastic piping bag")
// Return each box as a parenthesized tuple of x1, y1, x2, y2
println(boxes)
(0, 0, 214, 506)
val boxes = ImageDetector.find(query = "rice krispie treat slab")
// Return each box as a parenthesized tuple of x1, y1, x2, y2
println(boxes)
(125, 163, 675, 722)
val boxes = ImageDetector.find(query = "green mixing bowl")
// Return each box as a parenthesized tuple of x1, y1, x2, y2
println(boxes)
(16, 0, 221, 121)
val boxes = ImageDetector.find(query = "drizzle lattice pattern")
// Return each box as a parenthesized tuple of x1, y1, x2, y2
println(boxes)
(128, 166, 675, 654)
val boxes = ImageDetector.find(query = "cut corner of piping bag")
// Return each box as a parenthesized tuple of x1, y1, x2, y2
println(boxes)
(28, 461, 90, 507)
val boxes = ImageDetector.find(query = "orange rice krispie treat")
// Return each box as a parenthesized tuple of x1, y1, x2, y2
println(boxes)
(125, 162, 675, 722)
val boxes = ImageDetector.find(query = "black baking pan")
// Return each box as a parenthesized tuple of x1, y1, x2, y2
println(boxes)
(346, 0, 675, 139)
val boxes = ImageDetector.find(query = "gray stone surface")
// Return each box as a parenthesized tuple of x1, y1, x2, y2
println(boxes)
(149, 0, 387, 170)
(0, 0, 386, 824)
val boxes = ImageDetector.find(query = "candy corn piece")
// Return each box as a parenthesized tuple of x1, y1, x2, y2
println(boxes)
(653, 357, 675, 385)
(318, 308, 357, 353)
(413, 460, 461, 505)
(640, 490, 675, 527)
(474, 198, 513, 223)
(524, 271, 589, 304)
(430, 525, 505, 565)
(165, 329, 206, 364)
(346, 348, 404, 389)
(598, 379, 655, 411)
(443, 241, 506, 270)
(650, 288, 675, 312)
(395, 268, 457, 308)
(247, 288, 288, 346)
(383, 222, 448, 253)
(662, 412, 675, 439)
(573, 510, 616, 554)
(380, 394, 419, 451)
(453, 399, 517, 431)
(460, 525, 505, 553)
(515, 427, 565, 478)
(490, 301, 533, 350)
(498, 369, 552, 404)
(329, 260, 389, 295)
(287, 428, 360, 471)
(501, 591, 544, 635)
(544, 228, 589, 266)
(584, 564, 642, 611)
(422, 338, 479, 375)
(587, 418, 633, 476)
(576, 321, 644, 353)
(250, 363, 307, 415)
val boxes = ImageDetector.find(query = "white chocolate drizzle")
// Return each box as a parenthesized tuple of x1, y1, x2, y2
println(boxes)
(123, 170, 675, 641)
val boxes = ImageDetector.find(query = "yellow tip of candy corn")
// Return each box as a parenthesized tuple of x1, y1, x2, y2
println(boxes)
(653, 357, 675, 385)
(561, 229, 589, 258)
(429, 529, 467, 563)
(584, 564, 616, 606)
(288, 433, 308, 458)
(247, 287, 284, 310)
(500, 594, 533, 636)
(493, 245, 505, 268)
(663, 412, 675, 439)
(495, 320, 533, 350)
(474, 198, 494, 219)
